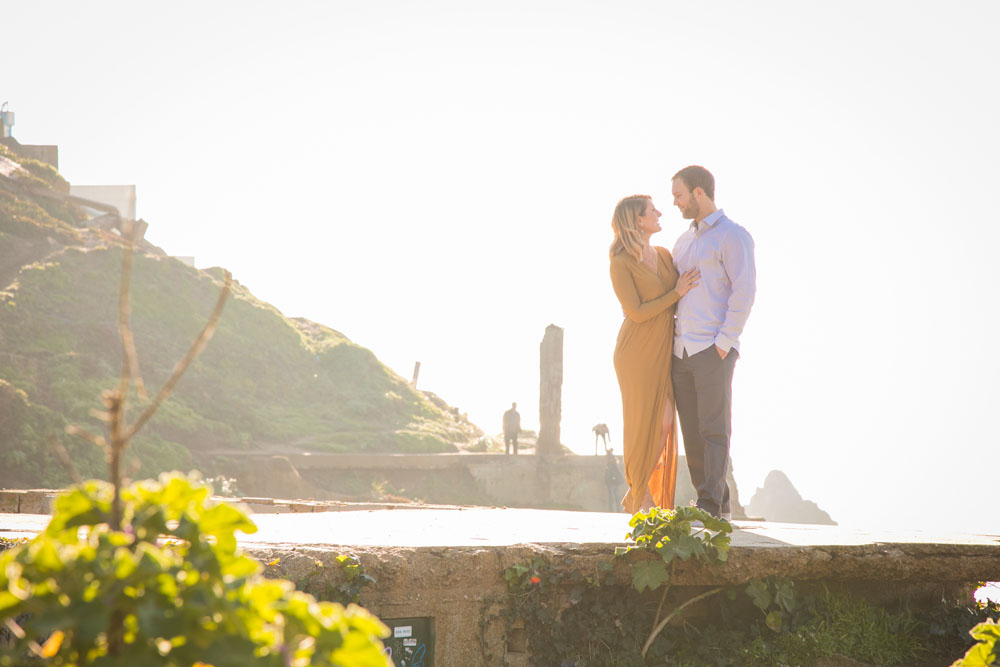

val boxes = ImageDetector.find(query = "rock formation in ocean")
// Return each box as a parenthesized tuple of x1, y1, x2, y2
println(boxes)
(746, 470, 836, 525)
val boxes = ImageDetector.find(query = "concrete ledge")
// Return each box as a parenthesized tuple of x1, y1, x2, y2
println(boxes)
(0, 489, 456, 515)
(0, 490, 60, 515)
(284, 452, 504, 470)
(0, 491, 23, 514)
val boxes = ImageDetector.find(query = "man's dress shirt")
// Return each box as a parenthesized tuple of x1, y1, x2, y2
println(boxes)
(672, 209, 756, 358)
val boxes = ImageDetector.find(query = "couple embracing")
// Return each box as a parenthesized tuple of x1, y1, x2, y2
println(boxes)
(610, 166, 756, 519)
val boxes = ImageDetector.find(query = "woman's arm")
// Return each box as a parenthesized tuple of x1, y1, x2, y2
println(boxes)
(609, 258, 680, 323)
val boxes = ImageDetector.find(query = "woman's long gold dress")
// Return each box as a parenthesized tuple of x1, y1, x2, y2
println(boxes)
(610, 247, 681, 515)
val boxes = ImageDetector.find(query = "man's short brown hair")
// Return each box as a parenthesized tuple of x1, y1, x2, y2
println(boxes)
(672, 165, 715, 201)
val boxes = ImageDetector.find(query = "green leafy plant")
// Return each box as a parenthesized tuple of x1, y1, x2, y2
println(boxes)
(615, 505, 732, 658)
(0, 223, 390, 665)
(492, 552, 981, 665)
(746, 576, 797, 632)
(0, 474, 390, 666)
(953, 617, 1000, 666)
(296, 554, 377, 607)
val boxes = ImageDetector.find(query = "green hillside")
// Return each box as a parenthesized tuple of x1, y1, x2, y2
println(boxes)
(0, 143, 481, 488)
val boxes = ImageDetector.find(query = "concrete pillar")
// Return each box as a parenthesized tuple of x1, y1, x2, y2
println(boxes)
(537, 324, 563, 457)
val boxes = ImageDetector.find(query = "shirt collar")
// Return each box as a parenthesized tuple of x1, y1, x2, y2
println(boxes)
(692, 208, 724, 233)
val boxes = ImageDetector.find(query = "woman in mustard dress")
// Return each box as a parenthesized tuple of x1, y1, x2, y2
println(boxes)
(610, 195, 699, 514)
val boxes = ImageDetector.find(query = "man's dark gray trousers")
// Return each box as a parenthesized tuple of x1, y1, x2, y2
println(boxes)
(671, 345, 739, 517)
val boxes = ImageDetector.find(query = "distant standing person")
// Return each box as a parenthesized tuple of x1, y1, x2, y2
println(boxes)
(503, 402, 521, 455)
(670, 166, 756, 520)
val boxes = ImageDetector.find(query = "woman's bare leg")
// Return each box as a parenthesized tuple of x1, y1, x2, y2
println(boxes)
(639, 400, 676, 513)
(644, 400, 674, 511)
(661, 399, 674, 451)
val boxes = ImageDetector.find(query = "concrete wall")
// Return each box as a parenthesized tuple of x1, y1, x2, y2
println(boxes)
(70, 184, 136, 219)
(239, 453, 746, 517)
(249, 533, 997, 666)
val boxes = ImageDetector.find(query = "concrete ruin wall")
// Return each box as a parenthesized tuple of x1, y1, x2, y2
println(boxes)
(238, 453, 746, 516)
(250, 538, 1000, 667)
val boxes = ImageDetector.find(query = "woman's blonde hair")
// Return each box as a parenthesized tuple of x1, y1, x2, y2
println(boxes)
(610, 194, 651, 262)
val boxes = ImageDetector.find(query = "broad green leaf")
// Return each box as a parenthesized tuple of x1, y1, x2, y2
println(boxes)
(765, 609, 783, 632)
(953, 641, 998, 667)
(222, 554, 261, 579)
(746, 579, 771, 610)
(197, 504, 257, 551)
(774, 579, 796, 613)
(0, 590, 23, 614)
(671, 541, 693, 561)
(969, 619, 1000, 643)
(29, 538, 63, 573)
(47, 486, 108, 536)
(631, 560, 669, 593)
(331, 630, 393, 667)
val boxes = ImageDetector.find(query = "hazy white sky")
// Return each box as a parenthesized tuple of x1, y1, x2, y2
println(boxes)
(5, 0, 999, 531)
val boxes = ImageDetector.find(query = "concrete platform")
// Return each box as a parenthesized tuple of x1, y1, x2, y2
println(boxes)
(3, 508, 998, 585)
(5, 506, 999, 548)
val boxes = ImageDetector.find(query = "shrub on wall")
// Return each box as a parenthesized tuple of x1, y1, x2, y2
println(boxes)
(0, 473, 391, 666)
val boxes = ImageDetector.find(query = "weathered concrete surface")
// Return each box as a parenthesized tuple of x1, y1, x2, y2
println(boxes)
(253, 452, 748, 517)
(3, 508, 998, 666)
(0, 490, 59, 515)
(4, 508, 998, 583)
(248, 512, 1000, 665)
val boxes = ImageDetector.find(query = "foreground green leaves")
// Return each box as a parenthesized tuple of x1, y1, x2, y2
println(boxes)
(954, 617, 1000, 666)
(747, 576, 798, 632)
(616, 505, 732, 593)
(0, 472, 390, 666)
(614, 506, 733, 658)
(629, 559, 671, 593)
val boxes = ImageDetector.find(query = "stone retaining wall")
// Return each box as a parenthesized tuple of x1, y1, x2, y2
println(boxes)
(249, 538, 1000, 666)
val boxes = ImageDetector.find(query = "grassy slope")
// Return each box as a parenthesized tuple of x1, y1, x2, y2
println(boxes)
(0, 146, 480, 488)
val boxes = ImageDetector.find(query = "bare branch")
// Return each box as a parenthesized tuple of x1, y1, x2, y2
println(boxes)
(88, 408, 112, 423)
(117, 219, 147, 401)
(47, 435, 82, 485)
(65, 424, 107, 451)
(642, 586, 724, 658)
(123, 271, 231, 442)
(108, 390, 125, 530)
(4, 617, 25, 639)
(651, 560, 675, 629)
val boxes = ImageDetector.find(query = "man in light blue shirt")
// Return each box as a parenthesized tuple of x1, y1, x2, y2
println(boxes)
(670, 166, 756, 520)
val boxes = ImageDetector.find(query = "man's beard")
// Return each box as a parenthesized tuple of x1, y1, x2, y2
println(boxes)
(683, 202, 700, 220)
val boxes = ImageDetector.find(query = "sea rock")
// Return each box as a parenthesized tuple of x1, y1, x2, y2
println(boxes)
(746, 470, 836, 525)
